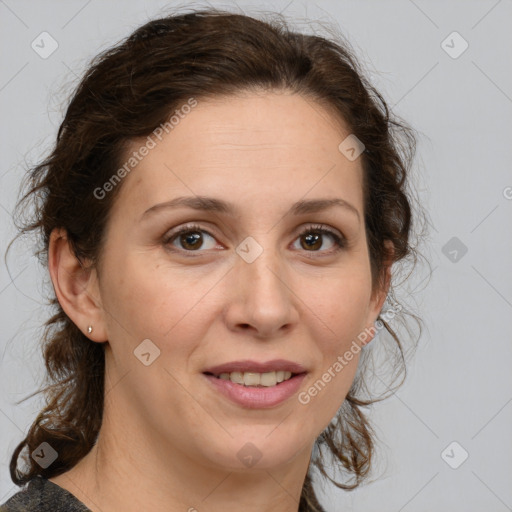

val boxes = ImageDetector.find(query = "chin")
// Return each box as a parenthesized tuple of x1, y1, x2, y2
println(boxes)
(203, 429, 311, 471)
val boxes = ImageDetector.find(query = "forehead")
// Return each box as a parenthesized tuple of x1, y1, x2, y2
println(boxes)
(114, 92, 364, 217)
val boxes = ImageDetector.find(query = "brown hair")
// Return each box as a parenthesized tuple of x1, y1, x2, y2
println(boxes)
(6, 8, 427, 511)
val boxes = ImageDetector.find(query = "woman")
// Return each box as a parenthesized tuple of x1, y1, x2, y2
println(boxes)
(2, 7, 424, 512)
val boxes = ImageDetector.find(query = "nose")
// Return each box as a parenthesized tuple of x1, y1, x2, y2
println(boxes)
(223, 240, 299, 339)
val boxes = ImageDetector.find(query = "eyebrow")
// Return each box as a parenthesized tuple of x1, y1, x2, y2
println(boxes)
(141, 195, 361, 222)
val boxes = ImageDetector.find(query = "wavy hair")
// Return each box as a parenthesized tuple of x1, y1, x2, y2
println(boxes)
(6, 8, 428, 511)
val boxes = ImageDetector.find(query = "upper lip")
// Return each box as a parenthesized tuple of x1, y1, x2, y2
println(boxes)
(203, 359, 307, 375)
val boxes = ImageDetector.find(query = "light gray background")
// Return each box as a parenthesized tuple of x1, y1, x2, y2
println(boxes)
(1, 1, 511, 510)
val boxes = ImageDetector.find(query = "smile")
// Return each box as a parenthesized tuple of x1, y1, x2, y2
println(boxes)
(207, 370, 295, 387)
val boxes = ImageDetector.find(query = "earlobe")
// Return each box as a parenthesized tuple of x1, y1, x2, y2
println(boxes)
(48, 228, 107, 342)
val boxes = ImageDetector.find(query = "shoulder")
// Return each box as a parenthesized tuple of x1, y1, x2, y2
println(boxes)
(0, 477, 91, 512)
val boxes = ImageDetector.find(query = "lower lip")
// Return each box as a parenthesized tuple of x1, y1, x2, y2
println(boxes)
(203, 373, 307, 409)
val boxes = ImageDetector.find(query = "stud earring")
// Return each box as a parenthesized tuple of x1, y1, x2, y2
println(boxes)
(87, 325, 93, 334)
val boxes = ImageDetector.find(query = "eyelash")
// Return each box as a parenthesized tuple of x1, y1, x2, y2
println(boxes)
(163, 223, 347, 255)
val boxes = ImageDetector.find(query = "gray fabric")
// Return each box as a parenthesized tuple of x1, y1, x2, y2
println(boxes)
(0, 477, 91, 512)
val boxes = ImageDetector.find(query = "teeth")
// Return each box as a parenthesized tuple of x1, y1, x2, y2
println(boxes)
(244, 372, 261, 386)
(216, 370, 294, 387)
(260, 372, 277, 387)
(230, 372, 244, 385)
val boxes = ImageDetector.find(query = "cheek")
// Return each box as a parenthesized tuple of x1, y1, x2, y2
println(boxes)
(296, 272, 371, 413)
(99, 253, 221, 360)
(103, 254, 168, 325)
(301, 272, 372, 348)
(298, 351, 361, 437)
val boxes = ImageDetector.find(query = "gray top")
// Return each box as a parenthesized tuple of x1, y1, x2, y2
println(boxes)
(0, 477, 91, 512)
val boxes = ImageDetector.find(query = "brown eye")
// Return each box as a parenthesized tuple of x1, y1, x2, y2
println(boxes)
(294, 225, 346, 253)
(164, 224, 218, 252)
(300, 232, 323, 251)
(178, 230, 203, 250)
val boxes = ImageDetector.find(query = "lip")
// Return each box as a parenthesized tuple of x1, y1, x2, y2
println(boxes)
(203, 359, 307, 375)
(203, 372, 307, 409)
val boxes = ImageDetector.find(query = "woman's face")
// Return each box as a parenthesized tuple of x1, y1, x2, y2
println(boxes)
(92, 91, 387, 472)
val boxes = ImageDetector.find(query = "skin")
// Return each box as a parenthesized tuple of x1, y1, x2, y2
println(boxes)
(47, 90, 392, 512)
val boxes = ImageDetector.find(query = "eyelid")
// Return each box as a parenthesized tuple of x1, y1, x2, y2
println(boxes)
(294, 223, 347, 253)
(162, 223, 221, 251)
(163, 222, 347, 254)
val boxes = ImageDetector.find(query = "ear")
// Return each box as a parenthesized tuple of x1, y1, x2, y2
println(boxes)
(361, 239, 395, 346)
(48, 227, 108, 342)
